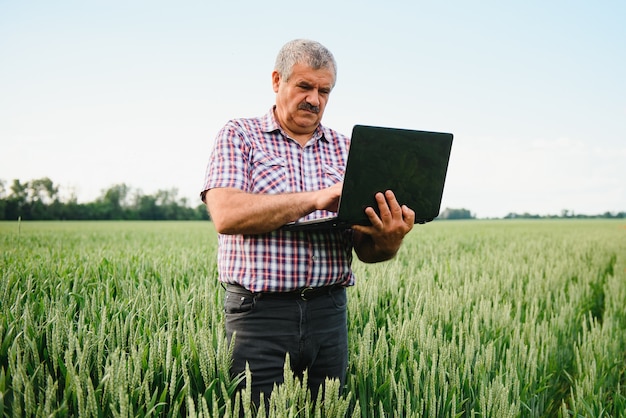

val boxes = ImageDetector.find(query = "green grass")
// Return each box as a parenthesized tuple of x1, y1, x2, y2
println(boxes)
(1, 219, 625, 417)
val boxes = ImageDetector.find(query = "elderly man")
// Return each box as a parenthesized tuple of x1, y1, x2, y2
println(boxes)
(201, 39, 414, 406)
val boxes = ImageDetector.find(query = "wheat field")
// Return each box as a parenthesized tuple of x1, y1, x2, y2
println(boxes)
(1, 220, 625, 417)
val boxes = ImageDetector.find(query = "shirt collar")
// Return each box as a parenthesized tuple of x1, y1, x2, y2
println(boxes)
(262, 106, 330, 143)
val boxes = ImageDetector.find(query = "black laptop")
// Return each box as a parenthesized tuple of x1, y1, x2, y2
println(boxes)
(283, 124, 453, 230)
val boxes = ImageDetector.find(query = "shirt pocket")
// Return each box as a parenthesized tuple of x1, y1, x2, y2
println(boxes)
(250, 153, 288, 194)
(323, 164, 345, 188)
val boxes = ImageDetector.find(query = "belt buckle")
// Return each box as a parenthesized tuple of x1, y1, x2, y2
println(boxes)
(300, 286, 314, 300)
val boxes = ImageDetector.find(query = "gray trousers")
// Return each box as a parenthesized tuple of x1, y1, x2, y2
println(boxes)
(224, 284, 349, 407)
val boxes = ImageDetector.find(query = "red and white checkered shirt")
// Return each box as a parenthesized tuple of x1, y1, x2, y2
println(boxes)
(201, 108, 356, 293)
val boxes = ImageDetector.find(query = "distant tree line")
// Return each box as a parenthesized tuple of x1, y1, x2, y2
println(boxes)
(504, 210, 625, 219)
(1, 177, 623, 221)
(0, 178, 209, 221)
(438, 207, 475, 220)
(437, 207, 626, 220)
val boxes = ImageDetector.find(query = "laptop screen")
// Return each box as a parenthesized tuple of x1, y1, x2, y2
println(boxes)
(339, 125, 453, 225)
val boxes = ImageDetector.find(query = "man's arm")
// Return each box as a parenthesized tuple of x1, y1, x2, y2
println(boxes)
(204, 183, 342, 235)
(351, 190, 415, 263)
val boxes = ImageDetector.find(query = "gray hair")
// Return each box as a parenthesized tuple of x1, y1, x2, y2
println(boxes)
(274, 39, 337, 87)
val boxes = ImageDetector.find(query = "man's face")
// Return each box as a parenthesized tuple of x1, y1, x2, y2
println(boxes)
(272, 62, 335, 142)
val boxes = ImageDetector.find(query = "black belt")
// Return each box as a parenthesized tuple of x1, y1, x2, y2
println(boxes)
(226, 283, 343, 301)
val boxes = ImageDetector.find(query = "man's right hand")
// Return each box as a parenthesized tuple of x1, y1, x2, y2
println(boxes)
(315, 182, 342, 213)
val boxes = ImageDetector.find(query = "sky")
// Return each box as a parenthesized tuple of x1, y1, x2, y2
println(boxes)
(1, 1, 625, 218)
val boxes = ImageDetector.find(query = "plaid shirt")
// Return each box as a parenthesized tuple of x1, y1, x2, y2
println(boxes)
(202, 108, 355, 293)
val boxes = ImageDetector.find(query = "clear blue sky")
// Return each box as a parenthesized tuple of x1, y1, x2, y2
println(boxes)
(1, 1, 624, 218)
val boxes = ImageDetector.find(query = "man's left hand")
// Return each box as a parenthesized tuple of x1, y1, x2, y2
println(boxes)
(352, 190, 415, 262)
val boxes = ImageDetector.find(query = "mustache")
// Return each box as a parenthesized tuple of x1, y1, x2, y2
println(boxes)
(298, 102, 320, 114)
